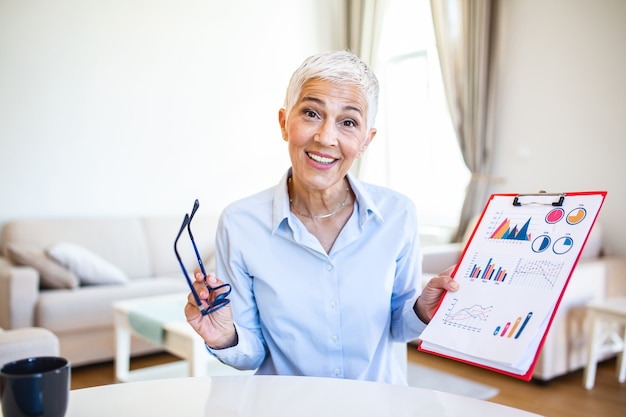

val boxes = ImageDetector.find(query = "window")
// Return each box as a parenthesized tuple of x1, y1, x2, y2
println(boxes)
(359, 0, 470, 244)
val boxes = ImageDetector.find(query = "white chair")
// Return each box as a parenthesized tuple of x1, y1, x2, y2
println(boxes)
(583, 297, 626, 389)
(0, 327, 60, 367)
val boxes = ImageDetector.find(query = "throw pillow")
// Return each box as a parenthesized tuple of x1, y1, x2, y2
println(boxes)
(6, 243, 79, 289)
(47, 242, 128, 285)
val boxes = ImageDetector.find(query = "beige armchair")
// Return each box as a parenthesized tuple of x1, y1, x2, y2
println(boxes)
(0, 327, 60, 367)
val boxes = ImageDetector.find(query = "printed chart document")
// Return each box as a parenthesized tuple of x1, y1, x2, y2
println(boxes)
(418, 191, 606, 380)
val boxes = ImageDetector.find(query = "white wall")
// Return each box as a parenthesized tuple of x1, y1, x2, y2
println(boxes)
(0, 0, 343, 224)
(2, 0, 625, 257)
(489, 0, 626, 255)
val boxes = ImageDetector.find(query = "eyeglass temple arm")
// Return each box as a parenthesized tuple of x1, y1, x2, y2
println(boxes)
(174, 214, 204, 310)
(187, 199, 207, 278)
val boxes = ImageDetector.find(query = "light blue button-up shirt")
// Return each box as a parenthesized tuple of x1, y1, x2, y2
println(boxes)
(208, 170, 425, 384)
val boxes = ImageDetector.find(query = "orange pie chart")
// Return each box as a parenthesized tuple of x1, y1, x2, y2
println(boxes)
(566, 208, 586, 225)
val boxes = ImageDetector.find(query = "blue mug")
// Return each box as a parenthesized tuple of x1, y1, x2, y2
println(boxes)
(0, 356, 70, 417)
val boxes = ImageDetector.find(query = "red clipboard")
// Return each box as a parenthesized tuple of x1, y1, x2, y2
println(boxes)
(418, 191, 607, 380)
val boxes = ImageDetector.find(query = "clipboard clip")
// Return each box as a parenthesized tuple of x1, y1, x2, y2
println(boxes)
(512, 191, 565, 207)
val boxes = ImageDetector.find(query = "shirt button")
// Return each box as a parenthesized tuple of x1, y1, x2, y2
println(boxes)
(333, 368, 341, 375)
(331, 335, 338, 342)
(326, 264, 333, 271)
(329, 300, 337, 308)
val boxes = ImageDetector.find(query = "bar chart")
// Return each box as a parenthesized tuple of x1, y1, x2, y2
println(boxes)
(468, 257, 508, 282)
(492, 312, 533, 339)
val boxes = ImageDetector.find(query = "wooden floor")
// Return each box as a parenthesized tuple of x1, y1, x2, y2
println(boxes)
(408, 348, 626, 417)
(71, 348, 626, 417)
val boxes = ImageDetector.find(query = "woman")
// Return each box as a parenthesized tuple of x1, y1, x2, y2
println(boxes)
(184, 50, 458, 384)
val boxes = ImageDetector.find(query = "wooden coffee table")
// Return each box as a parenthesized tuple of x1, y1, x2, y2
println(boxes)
(112, 293, 253, 382)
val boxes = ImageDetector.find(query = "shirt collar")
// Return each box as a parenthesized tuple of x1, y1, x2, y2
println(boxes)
(271, 169, 293, 233)
(271, 168, 383, 234)
(346, 172, 383, 226)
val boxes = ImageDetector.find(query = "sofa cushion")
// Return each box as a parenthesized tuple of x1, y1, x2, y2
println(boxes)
(6, 243, 79, 289)
(1, 218, 153, 278)
(47, 242, 128, 285)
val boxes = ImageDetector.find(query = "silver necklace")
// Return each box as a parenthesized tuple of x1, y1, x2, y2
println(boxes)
(288, 177, 350, 219)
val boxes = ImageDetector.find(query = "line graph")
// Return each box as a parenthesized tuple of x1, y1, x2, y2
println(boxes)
(511, 259, 564, 290)
(442, 298, 493, 333)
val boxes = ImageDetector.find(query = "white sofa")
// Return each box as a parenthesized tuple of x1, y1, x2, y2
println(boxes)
(2, 213, 623, 380)
(0, 215, 218, 367)
(418, 223, 626, 381)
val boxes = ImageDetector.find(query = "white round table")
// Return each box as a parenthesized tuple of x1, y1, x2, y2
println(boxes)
(63, 375, 543, 417)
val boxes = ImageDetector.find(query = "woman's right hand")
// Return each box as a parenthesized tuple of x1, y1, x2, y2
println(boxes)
(184, 269, 238, 349)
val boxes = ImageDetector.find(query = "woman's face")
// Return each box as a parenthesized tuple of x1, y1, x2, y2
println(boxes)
(278, 79, 376, 192)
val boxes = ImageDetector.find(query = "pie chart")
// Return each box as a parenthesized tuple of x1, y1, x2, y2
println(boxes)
(546, 208, 564, 224)
(553, 236, 574, 254)
(532, 235, 551, 253)
(567, 208, 586, 225)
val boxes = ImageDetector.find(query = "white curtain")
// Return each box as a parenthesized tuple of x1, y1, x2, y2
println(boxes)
(430, 0, 500, 242)
(345, 0, 387, 177)
(346, 0, 387, 65)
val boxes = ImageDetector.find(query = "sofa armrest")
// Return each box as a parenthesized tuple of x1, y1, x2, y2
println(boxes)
(421, 243, 463, 276)
(0, 257, 39, 329)
(0, 327, 59, 365)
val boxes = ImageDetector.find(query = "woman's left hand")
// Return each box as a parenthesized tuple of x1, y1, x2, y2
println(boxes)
(414, 265, 459, 323)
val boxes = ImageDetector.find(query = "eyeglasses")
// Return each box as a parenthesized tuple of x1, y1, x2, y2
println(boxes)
(174, 199, 231, 315)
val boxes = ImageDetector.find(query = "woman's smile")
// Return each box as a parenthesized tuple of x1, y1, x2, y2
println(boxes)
(306, 151, 338, 166)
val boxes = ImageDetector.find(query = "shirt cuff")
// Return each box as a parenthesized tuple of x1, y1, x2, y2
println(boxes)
(204, 322, 261, 369)
(404, 302, 428, 339)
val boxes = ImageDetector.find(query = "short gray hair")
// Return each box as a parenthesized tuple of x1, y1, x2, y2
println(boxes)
(283, 51, 379, 130)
